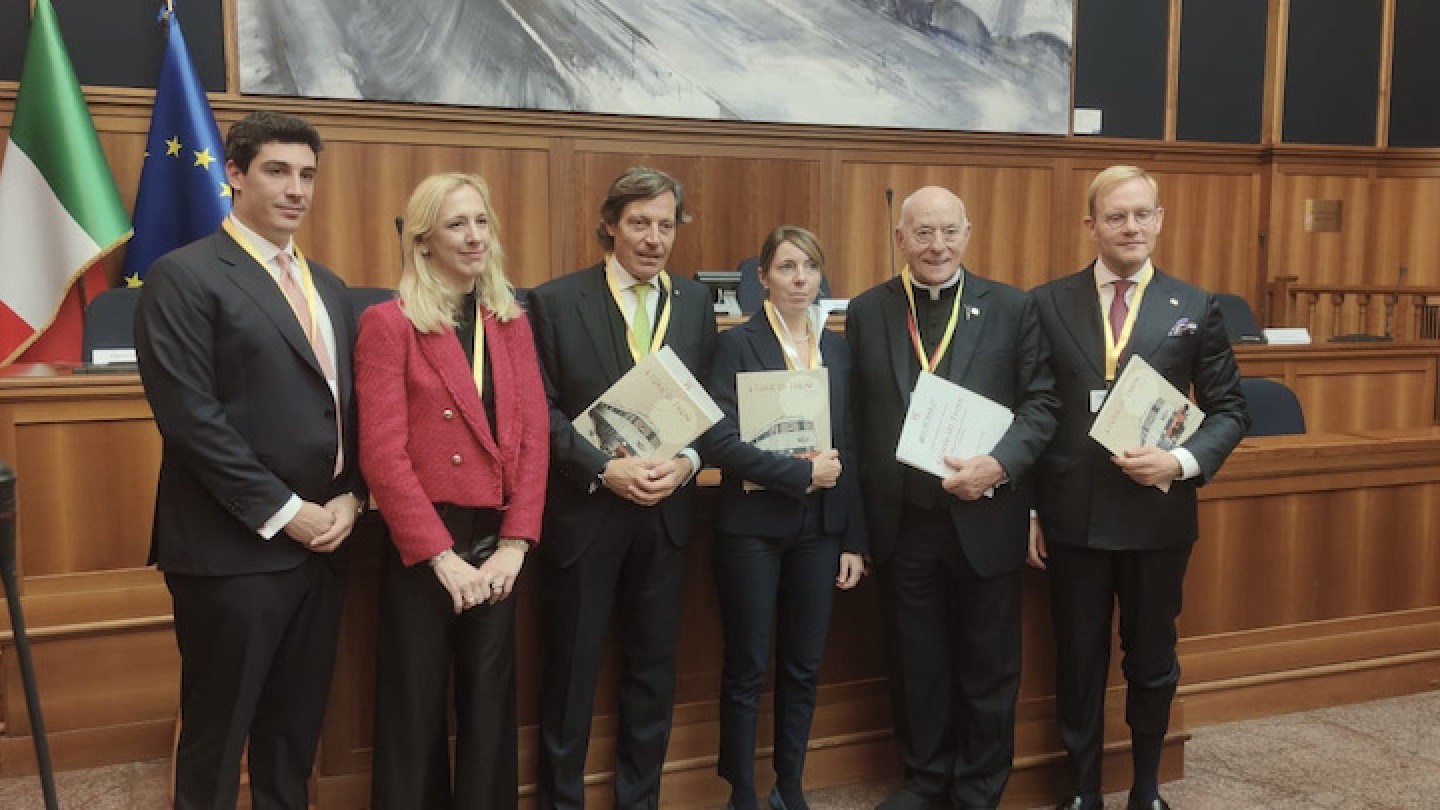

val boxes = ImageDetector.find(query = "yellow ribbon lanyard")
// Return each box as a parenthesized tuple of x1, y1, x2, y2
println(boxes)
(471, 298, 486, 398)
(605, 261, 672, 361)
(1102, 261, 1155, 382)
(762, 300, 821, 370)
(900, 264, 964, 373)
(223, 218, 322, 340)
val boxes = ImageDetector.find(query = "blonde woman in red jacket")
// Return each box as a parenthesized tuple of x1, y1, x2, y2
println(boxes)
(357, 172, 548, 809)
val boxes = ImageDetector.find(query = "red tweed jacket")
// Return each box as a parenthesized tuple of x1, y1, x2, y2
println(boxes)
(356, 299, 548, 566)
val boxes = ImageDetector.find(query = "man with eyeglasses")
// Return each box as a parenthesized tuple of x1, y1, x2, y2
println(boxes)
(1028, 165, 1248, 810)
(848, 186, 1060, 810)
(527, 166, 717, 809)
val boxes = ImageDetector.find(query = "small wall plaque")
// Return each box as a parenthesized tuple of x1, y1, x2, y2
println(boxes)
(1304, 199, 1343, 232)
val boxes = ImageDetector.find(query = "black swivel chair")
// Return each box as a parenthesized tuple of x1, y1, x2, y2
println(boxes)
(81, 287, 143, 363)
(1215, 293, 1265, 344)
(735, 257, 832, 315)
(348, 286, 395, 319)
(1239, 377, 1306, 436)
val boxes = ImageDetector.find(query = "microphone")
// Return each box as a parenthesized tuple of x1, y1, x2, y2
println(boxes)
(0, 462, 60, 809)
(395, 216, 405, 272)
(1383, 264, 1406, 340)
(885, 187, 897, 277)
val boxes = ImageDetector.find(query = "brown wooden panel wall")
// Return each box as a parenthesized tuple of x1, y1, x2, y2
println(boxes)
(1234, 344, 1440, 431)
(11, 90, 1440, 320)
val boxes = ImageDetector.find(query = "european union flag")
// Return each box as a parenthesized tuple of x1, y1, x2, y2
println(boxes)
(121, 6, 229, 286)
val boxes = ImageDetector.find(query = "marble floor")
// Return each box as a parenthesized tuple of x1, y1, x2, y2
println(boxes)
(2, 690, 1437, 809)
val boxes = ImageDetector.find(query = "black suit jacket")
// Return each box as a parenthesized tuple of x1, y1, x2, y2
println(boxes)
(847, 271, 1059, 576)
(1031, 264, 1249, 550)
(528, 262, 719, 567)
(135, 228, 362, 576)
(702, 312, 867, 555)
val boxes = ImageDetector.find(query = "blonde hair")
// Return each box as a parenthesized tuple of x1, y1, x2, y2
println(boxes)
(397, 173, 519, 333)
(1086, 165, 1159, 217)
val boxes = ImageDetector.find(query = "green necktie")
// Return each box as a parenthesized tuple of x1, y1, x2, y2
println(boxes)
(632, 282, 653, 355)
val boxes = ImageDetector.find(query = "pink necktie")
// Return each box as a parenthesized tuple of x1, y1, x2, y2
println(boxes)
(1110, 279, 1134, 344)
(276, 252, 343, 477)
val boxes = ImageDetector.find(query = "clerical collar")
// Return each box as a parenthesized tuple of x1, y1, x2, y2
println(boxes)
(909, 267, 963, 301)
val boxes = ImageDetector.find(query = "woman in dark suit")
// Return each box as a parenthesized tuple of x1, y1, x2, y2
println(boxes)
(706, 226, 867, 810)
(356, 172, 548, 809)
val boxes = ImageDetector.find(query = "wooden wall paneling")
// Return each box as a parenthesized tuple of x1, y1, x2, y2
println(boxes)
(1062, 163, 1261, 298)
(1234, 344, 1440, 431)
(1267, 165, 1374, 286)
(296, 139, 555, 291)
(838, 158, 1058, 294)
(1164, 0, 1183, 141)
(11, 407, 159, 577)
(1376, 0, 1397, 147)
(1286, 357, 1434, 431)
(1262, 0, 1289, 144)
(1369, 173, 1440, 287)
(570, 147, 823, 283)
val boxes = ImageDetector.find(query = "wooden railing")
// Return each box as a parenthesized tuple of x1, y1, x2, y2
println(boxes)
(1265, 277, 1440, 342)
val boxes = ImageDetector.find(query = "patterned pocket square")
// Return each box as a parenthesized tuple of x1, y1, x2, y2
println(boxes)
(1168, 317, 1198, 336)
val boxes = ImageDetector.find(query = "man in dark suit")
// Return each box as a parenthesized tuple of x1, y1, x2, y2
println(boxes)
(135, 111, 365, 810)
(527, 166, 718, 809)
(1029, 165, 1249, 810)
(848, 186, 1060, 810)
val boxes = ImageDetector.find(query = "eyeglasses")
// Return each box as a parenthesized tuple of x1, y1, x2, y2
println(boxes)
(769, 259, 821, 279)
(1098, 207, 1162, 230)
(910, 226, 966, 247)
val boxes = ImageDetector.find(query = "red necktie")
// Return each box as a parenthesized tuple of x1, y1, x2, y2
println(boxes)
(1110, 279, 1134, 344)
(276, 252, 343, 477)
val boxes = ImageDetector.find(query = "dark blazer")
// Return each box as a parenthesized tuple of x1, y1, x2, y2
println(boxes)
(703, 312, 867, 555)
(1030, 264, 1249, 550)
(135, 228, 363, 576)
(847, 270, 1060, 576)
(355, 299, 549, 567)
(527, 262, 719, 567)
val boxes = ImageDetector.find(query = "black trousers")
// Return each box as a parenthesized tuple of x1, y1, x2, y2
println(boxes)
(878, 507, 1021, 810)
(713, 500, 839, 799)
(537, 506, 687, 810)
(166, 555, 344, 810)
(1046, 542, 1192, 796)
(371, 507, 518, 810)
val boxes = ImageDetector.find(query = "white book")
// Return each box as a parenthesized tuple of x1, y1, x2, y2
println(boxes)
(895, 371, 1014, 478)
(1088, 355, 1205, 492)
(1262, 327, 1311, 345)
(573, 346, 723, 460)
(736, 367, 831, 492)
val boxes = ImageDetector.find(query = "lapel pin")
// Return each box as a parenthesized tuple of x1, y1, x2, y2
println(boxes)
(966, 306, 980, 320)
(1169, 297, 1179, 306)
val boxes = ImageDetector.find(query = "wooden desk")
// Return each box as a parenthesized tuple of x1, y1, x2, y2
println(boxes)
(1233, 343, 1440, 431)
(1, 369, 1437, 809)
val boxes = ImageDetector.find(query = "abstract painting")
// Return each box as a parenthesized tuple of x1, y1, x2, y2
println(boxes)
(238, 0, 1073, 134)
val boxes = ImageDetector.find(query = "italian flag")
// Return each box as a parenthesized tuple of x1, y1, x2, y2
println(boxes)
(0, 0, 130, 365)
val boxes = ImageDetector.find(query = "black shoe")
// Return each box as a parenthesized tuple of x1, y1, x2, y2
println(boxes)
(1055, 795, 1103, 810)
(1125, 796, 1171, 810)
(874, 786, 941, 810)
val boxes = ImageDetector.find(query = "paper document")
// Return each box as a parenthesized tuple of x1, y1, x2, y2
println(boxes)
(896, 371, 1013, 479)
(737, 368, 831, 492)
(1088, 356, 1205, 492)
(574, 346, 723, 460)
